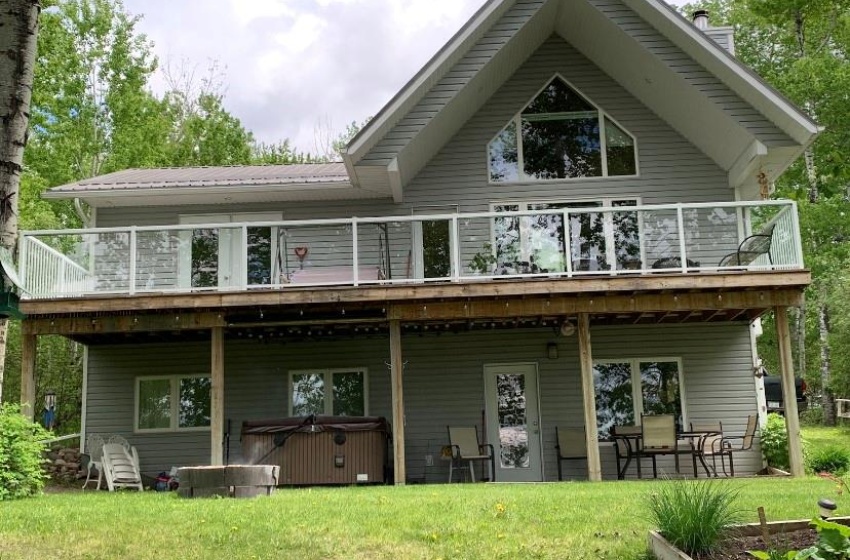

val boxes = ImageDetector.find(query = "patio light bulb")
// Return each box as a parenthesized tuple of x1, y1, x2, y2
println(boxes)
(818, 498, 837, 519)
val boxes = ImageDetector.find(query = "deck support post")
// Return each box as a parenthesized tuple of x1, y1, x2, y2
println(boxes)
(389, 318, 406, 485)
(577, 313, 602, 481)
(211, 326, 225, 466)
(20, 333, 37, 421)
(775, 306, 803, 477)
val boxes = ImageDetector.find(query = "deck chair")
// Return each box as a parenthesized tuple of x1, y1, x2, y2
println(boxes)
(640, 414, 682, 478)
(82, 434, 106, 490)
(101, 443, 143, 491)
(555, 427, 587, 480)
(447, 426, 495, 483)
(611, 424, 641, 479)
(717, 414, 758, 477)
(718, 223, 775, 268)
(689, 421, 724, 477)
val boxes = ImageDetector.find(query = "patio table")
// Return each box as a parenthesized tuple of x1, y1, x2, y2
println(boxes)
(612, 429, 721, 479)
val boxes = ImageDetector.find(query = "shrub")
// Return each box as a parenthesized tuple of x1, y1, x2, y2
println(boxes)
(761, 413, 790, 470)
(800, 405, 823, 427)
(808, 445, 850, 475)
(0, 404, 51, 500)
(647, 480, 744, 556)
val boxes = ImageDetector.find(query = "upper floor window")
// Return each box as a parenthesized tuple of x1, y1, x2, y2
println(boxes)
(488, 76, 638, 183)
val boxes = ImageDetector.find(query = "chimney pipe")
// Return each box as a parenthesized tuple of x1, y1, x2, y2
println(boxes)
(692, 10, 710, 30)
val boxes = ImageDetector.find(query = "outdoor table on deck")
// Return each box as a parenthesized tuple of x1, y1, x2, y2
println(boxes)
(612, 430, 721, 479)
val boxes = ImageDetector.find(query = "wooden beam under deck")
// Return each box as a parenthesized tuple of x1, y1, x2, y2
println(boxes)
(388, 290, 803, 322)
(19, 271, 811, 317)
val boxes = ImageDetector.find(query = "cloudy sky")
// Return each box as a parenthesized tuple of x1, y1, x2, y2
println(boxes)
(122, 0, 689, 153)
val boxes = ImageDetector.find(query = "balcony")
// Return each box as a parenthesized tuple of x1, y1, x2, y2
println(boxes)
(18, 200, 803, 301)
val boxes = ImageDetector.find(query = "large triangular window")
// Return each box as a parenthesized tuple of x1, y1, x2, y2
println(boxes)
(488, 76, 637, 182)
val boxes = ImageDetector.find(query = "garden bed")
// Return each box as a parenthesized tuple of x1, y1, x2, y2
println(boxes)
(649, 516, 850, 560)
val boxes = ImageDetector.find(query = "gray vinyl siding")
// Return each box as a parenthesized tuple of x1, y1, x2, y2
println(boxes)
(586, 0, 790, 146)
(85, 323, 760, 481)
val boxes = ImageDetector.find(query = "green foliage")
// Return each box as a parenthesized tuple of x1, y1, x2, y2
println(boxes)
(762, 413, 791, 470)
(808, 445, 850, 476)
(801, 405, 825, 427)
(647, 480, 744, 556)
(750, 517, 850, 560)
(0, 404, 51, 500)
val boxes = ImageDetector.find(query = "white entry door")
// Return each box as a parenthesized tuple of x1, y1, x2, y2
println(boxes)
(484, 363, 543, 482)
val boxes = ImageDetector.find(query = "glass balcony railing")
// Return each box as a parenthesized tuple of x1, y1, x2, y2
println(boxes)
(18, 200, 803, 299)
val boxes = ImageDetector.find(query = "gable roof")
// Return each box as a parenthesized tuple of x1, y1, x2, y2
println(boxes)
(344, 0, 818, 201)
(44, 164, 387, 208)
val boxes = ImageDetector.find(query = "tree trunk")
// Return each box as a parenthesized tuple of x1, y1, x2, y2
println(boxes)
(819, 303, 835, 425)
(0, 0, 41, 404)
(794, 304, 806, 384)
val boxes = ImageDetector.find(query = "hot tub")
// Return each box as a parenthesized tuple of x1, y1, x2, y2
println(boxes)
(241, 415, 391, 486)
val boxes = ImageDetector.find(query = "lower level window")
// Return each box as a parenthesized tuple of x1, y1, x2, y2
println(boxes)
(136, 375, 211, 431)
(289, 369, 367, 416)
(593, 359, 684, 438)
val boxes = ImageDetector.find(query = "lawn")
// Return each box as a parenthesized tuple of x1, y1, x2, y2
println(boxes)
(803, 425, 850, 456)
(0, 478, 844, 560)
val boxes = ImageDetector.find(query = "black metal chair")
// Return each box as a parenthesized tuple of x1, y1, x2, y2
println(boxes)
(555, 427, 587, 480)
(718, 223, 775, 267)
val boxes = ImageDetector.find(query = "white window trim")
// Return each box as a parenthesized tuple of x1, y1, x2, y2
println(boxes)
(486, 72, 640, 184)
(134, 374, 211, 433)
(593, 357, 688, 429)
(288, 368, 370, 417)
(489, 196, 645, 272)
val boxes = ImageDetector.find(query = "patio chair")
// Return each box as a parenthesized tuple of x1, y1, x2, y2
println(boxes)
(718, 223, 775, 268)
(555, 427, 587, 480)
(611, 424, 642, 479)
(447, 426, 495, 483)
(640, 414, 685, 478)
(689, 421, 724, 477)
(101, 443, 143, 491)
(82, 433, 106, 490)
(717, 414, 758, 477)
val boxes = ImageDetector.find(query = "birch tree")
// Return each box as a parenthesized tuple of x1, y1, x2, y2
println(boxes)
(0, 0, 41, 403)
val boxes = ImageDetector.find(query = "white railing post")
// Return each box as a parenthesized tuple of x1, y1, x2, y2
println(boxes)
(676, 205, 688, 273)
(352, 218, 359, 286)
(451, 216, 461, 281)
(129, 227, 137, 295)
(790, 201, 804, 268)
(241, 225, 248, 290)
(18, 235, 28, 293)
(563, 210, 574, 278)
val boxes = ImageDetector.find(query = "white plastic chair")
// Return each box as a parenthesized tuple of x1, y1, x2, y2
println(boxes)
(82, 434, 105, 490)
(101, 443, 143, 491)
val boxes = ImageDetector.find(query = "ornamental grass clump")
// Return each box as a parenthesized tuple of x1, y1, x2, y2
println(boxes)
(0, 404, 51, 500)
(647, 480, 745, 556)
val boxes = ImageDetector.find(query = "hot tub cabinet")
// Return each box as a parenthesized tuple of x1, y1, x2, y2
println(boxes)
(241, 416, 391, 486)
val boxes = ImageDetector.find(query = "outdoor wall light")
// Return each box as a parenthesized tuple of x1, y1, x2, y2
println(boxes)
(818, 498, 837, 519)
(547, 342, 559, 360)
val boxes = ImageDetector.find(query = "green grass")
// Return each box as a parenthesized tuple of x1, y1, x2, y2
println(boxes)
(0, 478, 844, 560)
(804, 425, 850, 456)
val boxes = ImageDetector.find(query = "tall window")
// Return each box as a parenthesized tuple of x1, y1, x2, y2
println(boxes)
(489, 76, 637, 182)
(136, 375, 211, 432)
(490, 198, 641, 274)
(290, 369, 367, 416)
(593, 359, 684, 438)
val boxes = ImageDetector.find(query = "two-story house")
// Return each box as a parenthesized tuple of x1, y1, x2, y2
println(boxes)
(17, 0, 815, 484)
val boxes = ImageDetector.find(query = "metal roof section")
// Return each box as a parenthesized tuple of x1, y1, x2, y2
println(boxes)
(42, 163, 390, 208)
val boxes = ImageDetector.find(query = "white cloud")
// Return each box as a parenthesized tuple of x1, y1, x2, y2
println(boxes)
(123, 0, 690, 153)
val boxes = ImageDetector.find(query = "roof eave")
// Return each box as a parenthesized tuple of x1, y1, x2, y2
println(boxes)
(43, 181, 356, 201)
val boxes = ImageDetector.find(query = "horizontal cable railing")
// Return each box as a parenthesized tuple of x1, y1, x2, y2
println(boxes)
(18, 200, 803, 299)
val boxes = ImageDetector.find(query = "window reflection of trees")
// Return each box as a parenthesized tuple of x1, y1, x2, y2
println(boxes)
(497, 374, 529, 469)
(332, 372, 365, 416)
(138, 379, 171, 430)
(593, 363, 634, 439)
(179, 377, 211, 428)
(292, 373, 325, 416)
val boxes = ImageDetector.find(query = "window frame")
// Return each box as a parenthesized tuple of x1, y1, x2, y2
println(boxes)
(592, 357, 687, 437)
(487, 73, 640, 184)
(288, 368, 370, 417)
(488, 196, 645, 273)
(134, 374, 212, 433)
